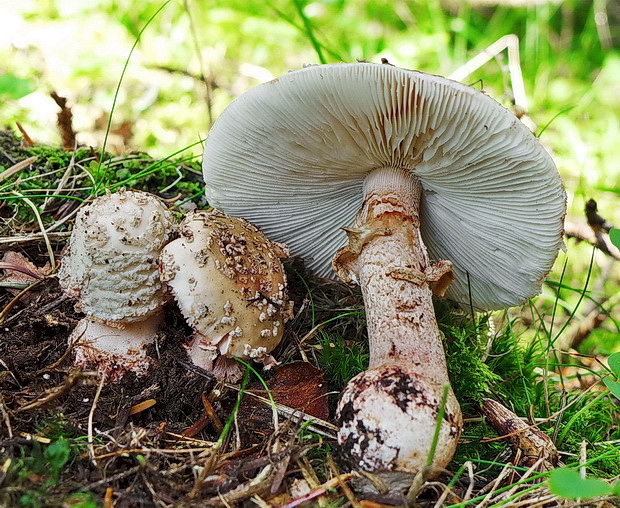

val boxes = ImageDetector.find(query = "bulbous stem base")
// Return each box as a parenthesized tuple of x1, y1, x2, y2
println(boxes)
(70, 314, 161, 382)
(333, 167, 462, 475)
(337, 363, 462, 476)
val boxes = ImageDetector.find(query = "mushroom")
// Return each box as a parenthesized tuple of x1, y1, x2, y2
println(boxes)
(58, 189, 176, 380)
(158, 209, 290, 382)
(201, 63, 565, 477)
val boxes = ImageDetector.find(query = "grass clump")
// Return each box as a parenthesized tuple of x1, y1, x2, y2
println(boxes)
(0, 130, 204, 236)
(440, 312, 502, 408)
(318, 332, 369, 390)
(1, 435, 95, 508)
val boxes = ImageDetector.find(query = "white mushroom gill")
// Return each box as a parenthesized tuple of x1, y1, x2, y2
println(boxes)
(203, 63, 565, 312)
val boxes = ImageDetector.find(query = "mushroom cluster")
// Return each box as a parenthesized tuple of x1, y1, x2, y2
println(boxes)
(202, 63, 566, 478)
(60, 192, 291, 382)
(159, 209, 290, 381)
(58, 189, 176, 380)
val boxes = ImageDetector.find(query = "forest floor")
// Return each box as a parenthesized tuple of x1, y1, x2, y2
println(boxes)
(0, 128, 618, 508)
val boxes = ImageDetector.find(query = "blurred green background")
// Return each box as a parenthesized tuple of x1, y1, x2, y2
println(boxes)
(1, 0, 619, 345)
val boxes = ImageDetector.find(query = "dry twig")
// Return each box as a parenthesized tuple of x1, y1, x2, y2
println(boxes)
(88, 373, 106, 465)
(0, 391, 13, 439)
(0, 156, 37, 183)
(14, 369, 96, 412)
(565, 220, 620, 260)
(481, 398, 559, 471)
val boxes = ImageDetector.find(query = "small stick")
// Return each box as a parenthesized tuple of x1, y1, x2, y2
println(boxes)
(476, 463, 512, 507)
(10, 191, 56, 271)
(432, 460, 474, 508)
(327, 454, 362, 508)
(19, 432, 51, 443)
(44, 147, 77, 211)
(15, 122, 34, 146)
(88, 373, 106, 466)
(564, 220, 620, 260)
(0, 277, 48, 326)
(92, 446, 217, 461)
(103, 487, 114, 508)
(14, 370, 91, 413)
(579, 440, 587, 479)
(0, 156, 37, 183)
(491, 457, 544, 504)
(0, 391, 13, 439)
(129, 399, 157, 416)
(463, 461, 475, 502)
(50, 92, 77, 151)
(449, 34, 528, 112)
(0, 231, 70, 247)
(480, 398, 558, 471)
(279, 474, 355, 508)
(81, 466, 140, 492)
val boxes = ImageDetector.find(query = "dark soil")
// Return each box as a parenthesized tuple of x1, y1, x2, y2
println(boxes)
(0, 129, 369, 506)
(0, 239, 361, 506)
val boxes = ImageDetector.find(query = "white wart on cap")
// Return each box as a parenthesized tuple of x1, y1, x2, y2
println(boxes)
(202, 62, 565, 312)
(59, 189, 176, 379)
(159, 209, 289, 381)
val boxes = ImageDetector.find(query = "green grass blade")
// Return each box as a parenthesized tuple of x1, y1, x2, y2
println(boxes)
(98, 0, 172, 190)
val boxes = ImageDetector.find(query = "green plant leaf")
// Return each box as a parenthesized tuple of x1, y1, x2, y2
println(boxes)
(548, 468, 614, 499)
(0, 74, 35, 100)
(44, 438, 71, 470)
(608, 351, 620, 376)
(603, 377, 620, 400)
(610, 229, 620, 250)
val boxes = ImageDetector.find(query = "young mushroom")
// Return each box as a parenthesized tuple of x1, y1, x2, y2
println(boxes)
(58, 189, 176, 380)
(158, 209, 290, 382)
(201, 63, 566, 478)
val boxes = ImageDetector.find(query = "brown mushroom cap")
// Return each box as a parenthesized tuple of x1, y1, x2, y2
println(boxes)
(159, 209, 289, 364)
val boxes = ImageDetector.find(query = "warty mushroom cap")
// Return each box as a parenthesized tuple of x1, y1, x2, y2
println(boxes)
(158, 209, 289, 364)
(58, 189, 177, 323)
(202, 62, 566, 311)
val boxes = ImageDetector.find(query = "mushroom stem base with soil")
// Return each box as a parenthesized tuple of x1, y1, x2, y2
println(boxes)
(70, 314, 163, 382)
(334, 166, 463, 477)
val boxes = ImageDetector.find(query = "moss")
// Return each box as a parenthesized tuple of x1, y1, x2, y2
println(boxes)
(0, 129, 204, 235)
(318, 332, 369, 390)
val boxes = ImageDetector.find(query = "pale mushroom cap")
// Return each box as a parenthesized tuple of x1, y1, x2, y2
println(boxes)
(159, 209, 288, 361)
(58, 190, 176, 323)
(337, 364, 462, 474)
(203, 63, 566, 311)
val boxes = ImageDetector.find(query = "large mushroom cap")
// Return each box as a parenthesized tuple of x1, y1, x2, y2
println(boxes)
(203, 63, 566, 311)
(58, 189, 176, 323)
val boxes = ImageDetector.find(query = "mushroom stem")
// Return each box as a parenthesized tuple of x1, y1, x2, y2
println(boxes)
(334, 166, 462, 476)
(335, 167, 453, 376)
